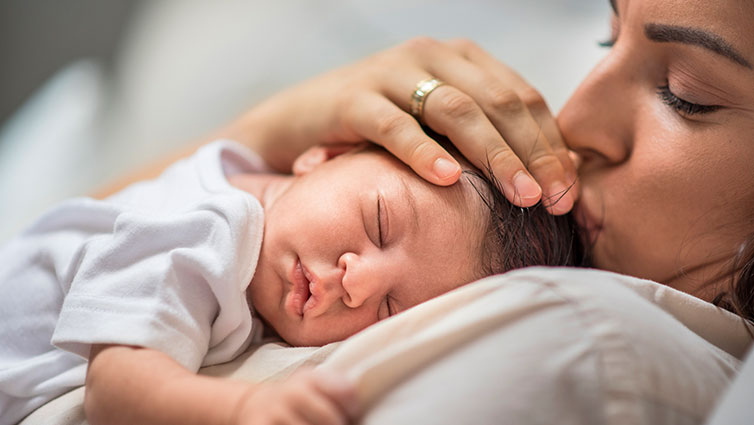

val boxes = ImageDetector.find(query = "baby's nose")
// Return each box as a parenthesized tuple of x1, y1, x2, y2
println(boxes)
(338, 252, 378, 308)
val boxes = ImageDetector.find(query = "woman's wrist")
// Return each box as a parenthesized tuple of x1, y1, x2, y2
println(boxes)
(220, 88, 317, 172)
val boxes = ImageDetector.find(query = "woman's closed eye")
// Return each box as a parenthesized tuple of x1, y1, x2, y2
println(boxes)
(657, 84, 721, 116)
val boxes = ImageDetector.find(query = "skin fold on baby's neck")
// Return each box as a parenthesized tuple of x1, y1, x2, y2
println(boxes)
(228, 173, 292, 210)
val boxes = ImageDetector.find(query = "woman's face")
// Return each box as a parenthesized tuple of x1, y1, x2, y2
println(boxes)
(558, 0, 754, 297)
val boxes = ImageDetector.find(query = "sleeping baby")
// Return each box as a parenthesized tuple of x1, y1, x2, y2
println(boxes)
(0, 138, 580, 425)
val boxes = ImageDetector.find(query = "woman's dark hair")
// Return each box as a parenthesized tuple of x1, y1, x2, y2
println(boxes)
(429, 130, 583, 275)
(713, 234, 754, 326)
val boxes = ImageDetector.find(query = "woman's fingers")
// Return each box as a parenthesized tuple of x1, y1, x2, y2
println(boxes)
(374, 67, 541, 205)
(420, 85, 544, 206)
(445, 39, 579, 208)
(437, 40, 574, 212)
(343, 91, 462, 186)
(371, 38, 575, 212)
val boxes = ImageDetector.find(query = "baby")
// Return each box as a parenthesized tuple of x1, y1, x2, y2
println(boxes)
(0, 138, 580, 425)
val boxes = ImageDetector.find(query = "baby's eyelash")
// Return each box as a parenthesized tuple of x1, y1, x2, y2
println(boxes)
(657, 84, 721, 115)
(377, 196, 383, 248)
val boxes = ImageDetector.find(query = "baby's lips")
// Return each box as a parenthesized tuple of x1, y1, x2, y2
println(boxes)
(302, 282, 319, 315)
(289, 257, 313, 317)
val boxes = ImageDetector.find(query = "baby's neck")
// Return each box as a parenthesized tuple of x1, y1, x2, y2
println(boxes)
(227, 173, 293, 209)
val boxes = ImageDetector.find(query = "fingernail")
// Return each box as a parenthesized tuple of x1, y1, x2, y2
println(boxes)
(512, 172, 541, 204)
(433, 157, 460, 180)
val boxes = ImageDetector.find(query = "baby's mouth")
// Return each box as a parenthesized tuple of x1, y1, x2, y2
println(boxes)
(291, 258, 312, 317)
(301, 265, 319, 315)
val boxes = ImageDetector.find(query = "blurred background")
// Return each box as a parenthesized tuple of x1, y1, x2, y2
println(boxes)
(0, 0, 610, 242)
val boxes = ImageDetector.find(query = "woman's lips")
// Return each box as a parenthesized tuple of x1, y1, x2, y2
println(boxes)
(286, 257, 312, 317)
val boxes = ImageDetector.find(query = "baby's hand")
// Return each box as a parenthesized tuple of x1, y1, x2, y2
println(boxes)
(232, 369, 360, 425)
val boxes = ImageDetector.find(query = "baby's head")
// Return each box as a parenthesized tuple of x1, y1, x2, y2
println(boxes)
(233, 139, 581, 347)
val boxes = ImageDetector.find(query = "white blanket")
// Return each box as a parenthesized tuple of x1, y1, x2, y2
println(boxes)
(20, 267, 751, 425)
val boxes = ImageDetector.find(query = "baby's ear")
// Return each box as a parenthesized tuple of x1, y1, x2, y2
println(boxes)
(292, 144, 362, 176)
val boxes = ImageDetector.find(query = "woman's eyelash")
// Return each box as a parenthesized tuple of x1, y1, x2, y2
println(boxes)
(599, 14, 619, 48)
(657, 84, 720, 115)
(597, 24, 718, 117)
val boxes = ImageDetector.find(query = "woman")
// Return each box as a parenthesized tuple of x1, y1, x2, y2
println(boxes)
(197, 0, 752, 322)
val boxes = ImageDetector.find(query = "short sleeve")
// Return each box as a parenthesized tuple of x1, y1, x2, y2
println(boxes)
(51, 191, 263, 372)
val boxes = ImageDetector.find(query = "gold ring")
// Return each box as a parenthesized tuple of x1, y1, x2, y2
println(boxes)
(410, 78, 446, 123)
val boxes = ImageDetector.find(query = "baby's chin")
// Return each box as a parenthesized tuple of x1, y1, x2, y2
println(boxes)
(273, 323, 357, 347)
(279, 330, 333, 347)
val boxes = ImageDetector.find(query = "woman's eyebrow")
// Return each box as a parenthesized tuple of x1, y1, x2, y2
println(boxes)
(644, 23, 752, 70)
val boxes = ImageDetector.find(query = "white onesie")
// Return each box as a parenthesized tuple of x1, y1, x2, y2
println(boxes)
(0, 140, 267, 425)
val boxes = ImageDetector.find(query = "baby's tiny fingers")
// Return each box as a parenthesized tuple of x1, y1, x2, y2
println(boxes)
(294, 393, 347, 425)
(310, 369, 360, 420)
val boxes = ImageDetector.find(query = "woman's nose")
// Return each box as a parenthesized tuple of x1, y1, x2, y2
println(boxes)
(337, 252, 379, 308)
(557, 50, 633, 167)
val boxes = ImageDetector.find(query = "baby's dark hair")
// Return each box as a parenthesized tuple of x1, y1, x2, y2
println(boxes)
(429, 130, 583, 275)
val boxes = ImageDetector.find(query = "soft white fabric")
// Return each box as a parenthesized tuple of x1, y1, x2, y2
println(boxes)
(21, 267, 752, 425)
(705, 346, 754, 425)
(321, 267, 750, 425)
(0, 140, 267, 425)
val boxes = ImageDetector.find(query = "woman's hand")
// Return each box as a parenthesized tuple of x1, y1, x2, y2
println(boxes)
(232, 369, 359, 425)
(227, 37, 577, 214)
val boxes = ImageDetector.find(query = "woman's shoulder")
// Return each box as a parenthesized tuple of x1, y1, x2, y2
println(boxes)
(502, 266, 751, 359)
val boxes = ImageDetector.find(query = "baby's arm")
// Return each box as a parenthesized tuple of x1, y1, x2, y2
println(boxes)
(85, 345, 358, 425)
